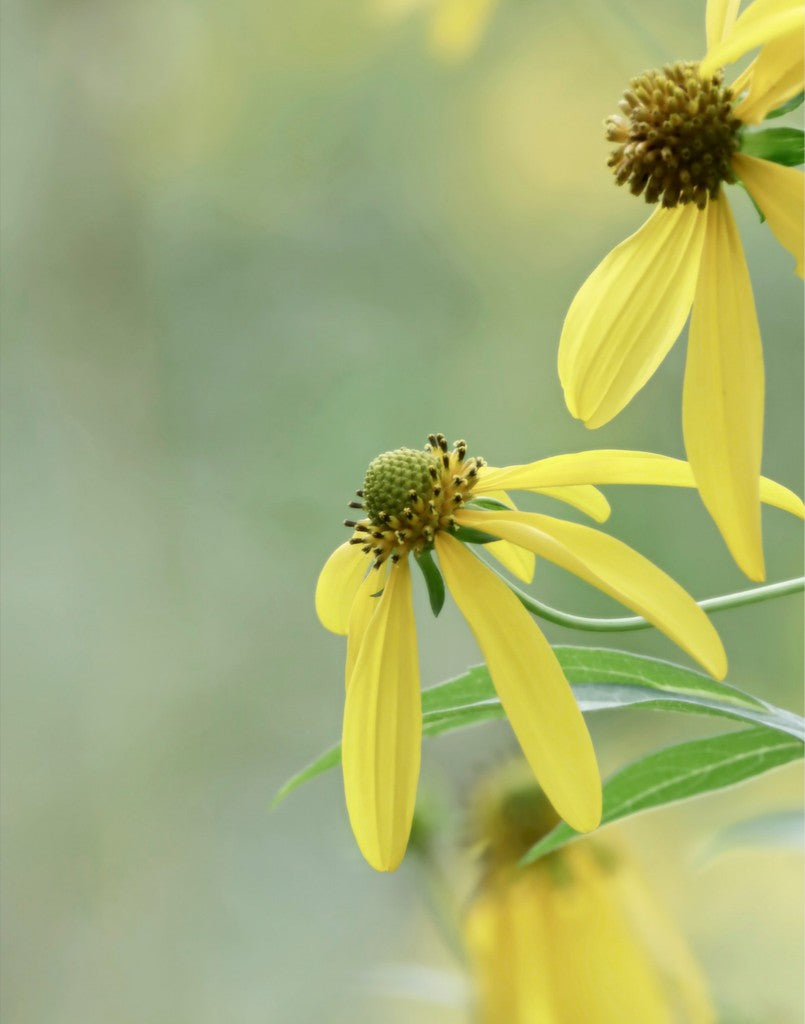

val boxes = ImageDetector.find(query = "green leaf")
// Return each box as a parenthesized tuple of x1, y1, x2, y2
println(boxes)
(699, 809, 804, 860)
(466, 496, 512, 511)
(415, 547, 446, 617)
(522, 726, 803, 863)
(271, 744, 341, 808)
(450, 525, 497, 545)
(272, 648, 804, 806)
(765, 90, 804, 119)
(740, 126, 804, 166)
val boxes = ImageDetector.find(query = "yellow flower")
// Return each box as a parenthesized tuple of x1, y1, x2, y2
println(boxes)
(558, 0, 804, 582)
(315, 434, 805, 872)
(465, 762, 715, 1024)
(378, 0, 500, 60)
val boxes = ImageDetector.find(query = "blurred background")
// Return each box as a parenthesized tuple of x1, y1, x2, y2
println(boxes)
(2, 0, 802, 1020)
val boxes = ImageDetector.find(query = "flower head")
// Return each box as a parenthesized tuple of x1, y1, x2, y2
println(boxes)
(316, 435, 751, 872)
(558, 0, 804, 581)
(465, 762, 715, 1024)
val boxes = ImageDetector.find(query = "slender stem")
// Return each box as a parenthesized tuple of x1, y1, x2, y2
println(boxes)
(503, 575, 805, 633)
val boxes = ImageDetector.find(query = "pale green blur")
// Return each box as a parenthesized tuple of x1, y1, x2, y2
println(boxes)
(2, 0, 802, 1021)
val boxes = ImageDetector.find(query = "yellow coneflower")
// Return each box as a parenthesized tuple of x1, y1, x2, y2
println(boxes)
(465, 762, 715, 1023)
(316, 434, 803, 872)
(558, 0, 804, 582)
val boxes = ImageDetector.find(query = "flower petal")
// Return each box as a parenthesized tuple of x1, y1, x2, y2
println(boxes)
(456, 508, 727, 680)
(465, 875, 556, 1021)
(530, 485, 612, 522)
(706, 0, 741, 49)
(342, 559, 421, 872)
(487, 540, 536, 584)
(546, 848, 677, 1024)
(701, 0, 804, 75)
(479, 451, 803, 518)
(683, 197, 766, 581)
(469, 488, 537, 582)
(479, 471, 611, 521)
(345, 563, 388, 686)
(315, 542, 369, 634)
(733, 154, 804, 278)
(435, 533, 602, 833)
(428, 0, 499, 59)
(559, 205, 708, 429)
(733, 31, 805, 123)
(612, 861, 716, 1024)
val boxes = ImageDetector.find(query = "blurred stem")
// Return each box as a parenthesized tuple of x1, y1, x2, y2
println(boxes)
(503, 575, 805, 633)
(408, 848, 467, 966)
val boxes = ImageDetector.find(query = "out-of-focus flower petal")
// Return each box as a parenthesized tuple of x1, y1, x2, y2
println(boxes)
(559, 205, 708, 429)
(613, 861, 716, 1024)
(701, 0, 804, 75)
(466, 875, 557, 1022)
(342, 559, 421, 872)
(706, 0, 741, 49)
(683, 198, 765, 581)
(427, 0, 499, 59)
(733, 30, 805, 122)
(546, 848, 678, 1024)
(457, 508, 727, 680)
(436, 533, 602, 834)
(733, 154, 804, 277)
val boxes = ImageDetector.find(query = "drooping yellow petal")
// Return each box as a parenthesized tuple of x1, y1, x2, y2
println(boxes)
(465, 874, 558, 1024)
(733, 153, 804, 277)
(546, 848, 676, 1024)
(559, 205, 708, 429)
(342, 558, 421, 872)
(531, 485, 612, 523)
(479, 451, 804, 518)
(470, 489, 536, 582)
(733, 31, 805, 122)
(487, 540, 536, 584)
(613, 862, 716, 1024)
(435, 533, 602, 833)
(480, 472, 612, 521)
(758, 476, 805, 518)
(706, 0, 741, 49)
(701, 0, 804, 75)
(427, 0, 498, 59)
(315, 542, 369, 634)
(456, 508, 727, 680)
(345, 562, 388, 686)
(683, 197, 766, 581)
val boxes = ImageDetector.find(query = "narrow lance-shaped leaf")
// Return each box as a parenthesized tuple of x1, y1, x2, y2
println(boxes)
(272, 648, 804, 806)
(740, 126, 805, 166)
(522, 726, 804, 863)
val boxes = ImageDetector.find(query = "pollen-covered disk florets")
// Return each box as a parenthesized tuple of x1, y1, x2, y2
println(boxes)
(344, 433, 484, 569)
(606, 61, 742, 208)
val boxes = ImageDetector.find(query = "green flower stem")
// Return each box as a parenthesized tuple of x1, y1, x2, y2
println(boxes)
(503, 575, 804, 633)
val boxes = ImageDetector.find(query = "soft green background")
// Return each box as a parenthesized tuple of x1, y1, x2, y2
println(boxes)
(2, 0, 802, 1021)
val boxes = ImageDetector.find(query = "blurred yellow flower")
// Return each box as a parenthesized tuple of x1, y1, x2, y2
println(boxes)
(465, 762, 715, 1024)
(558, 0, 804, 582)
(378, 0, 499, 60)
(315, 434, 756, 871)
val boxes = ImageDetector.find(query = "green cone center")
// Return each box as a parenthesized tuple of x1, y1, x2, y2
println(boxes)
(606, 61, 742, 208)
(362, 448, 438, 523)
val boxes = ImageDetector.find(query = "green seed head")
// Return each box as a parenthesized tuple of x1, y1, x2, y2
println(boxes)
(362, 448, 438, 523)
(606, 61, 742, 208)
